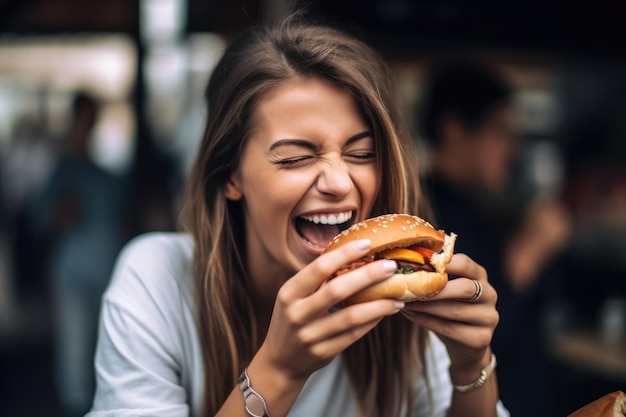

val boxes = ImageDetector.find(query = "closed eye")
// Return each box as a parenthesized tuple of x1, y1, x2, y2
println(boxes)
(344, 151, 375, 162)
(274, 155, 315, 167)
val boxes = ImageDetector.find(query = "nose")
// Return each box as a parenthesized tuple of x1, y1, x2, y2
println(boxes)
(316, 157, 353, 198)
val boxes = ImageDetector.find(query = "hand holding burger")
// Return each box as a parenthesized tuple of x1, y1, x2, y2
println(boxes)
(323, 213, 457, 306)
(324, 213, 500, 401)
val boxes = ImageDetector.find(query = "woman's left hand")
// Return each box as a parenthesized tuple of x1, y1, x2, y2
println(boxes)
(401, 253, 499, 369)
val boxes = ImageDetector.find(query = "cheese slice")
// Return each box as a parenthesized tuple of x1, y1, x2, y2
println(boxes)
(379, 248, 425, 264)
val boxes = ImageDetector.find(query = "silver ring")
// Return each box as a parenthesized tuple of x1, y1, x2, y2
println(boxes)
(464, 279, 483, 303)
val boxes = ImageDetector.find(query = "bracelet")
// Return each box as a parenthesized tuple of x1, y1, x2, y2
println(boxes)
(452, 353, 497, 393)
(238, 368, 272, 417)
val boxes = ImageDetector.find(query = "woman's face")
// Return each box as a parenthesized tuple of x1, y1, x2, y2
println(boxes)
(226, 78, 380, 285)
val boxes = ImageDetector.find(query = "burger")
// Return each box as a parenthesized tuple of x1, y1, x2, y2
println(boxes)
(323, 213, 457, 306)
(568, 391, 625, 417)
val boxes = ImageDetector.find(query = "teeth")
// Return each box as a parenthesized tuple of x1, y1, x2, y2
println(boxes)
(301, 211, 352, 225)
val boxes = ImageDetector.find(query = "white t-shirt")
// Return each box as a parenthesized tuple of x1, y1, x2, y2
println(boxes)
(87, 232, 509, 417)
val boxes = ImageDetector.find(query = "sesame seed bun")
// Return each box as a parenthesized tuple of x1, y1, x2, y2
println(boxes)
(567, 391, 626, 417)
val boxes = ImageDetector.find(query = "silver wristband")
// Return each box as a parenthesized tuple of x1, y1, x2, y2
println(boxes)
(238, 368, 272, 417)
(453, 353, 497, 393)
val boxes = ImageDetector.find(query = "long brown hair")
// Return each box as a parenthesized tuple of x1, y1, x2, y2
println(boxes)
(182, 14, 427, 417)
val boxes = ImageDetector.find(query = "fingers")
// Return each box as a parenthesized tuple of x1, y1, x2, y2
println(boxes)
(401, 310, 496, 351)
(283, 300, 403, 363)
(264, 239, 405, 378)
(401, 253, 500, 363)
(404, 273, 498, 327)
(418, 253, 497, 308)
(420, 252, 494, 304)
(297, 299, 404, 346)
(418, 276, 496, 305)
(445, 253, 487, 282)
(280, 239, 373, 299)
(308, 317, 383, 361)
(313, 259, 397, 309)
(402, 278, 499, 352)
(264, 296, 403, 378)
(283, 258, 399, 322)
(404, 290, 499, 327)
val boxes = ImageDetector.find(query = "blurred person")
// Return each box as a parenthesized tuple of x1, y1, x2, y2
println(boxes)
(1, 114, 57, 217)
(28, 92, 126, 417)
(87, 15, 509, 417)
(419, 61, 570, 416)
(1, 115, 57, 299)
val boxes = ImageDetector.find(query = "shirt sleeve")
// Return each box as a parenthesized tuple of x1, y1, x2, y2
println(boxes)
(412, 332, 510, 417)
(86, 236, 191, 417)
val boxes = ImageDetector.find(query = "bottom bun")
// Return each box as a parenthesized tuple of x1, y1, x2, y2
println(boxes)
(340, 270, 448, 306)
(568, 391, 626, 417)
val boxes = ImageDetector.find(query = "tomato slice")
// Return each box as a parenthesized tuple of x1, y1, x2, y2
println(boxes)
(379, 248, 425, 264)
(407, 246, 436, 260)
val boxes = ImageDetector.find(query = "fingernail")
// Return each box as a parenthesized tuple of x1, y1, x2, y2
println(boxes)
(355, 239, 371, 250)
(394, 301, 405, 310)
(382, 260, 397, 272)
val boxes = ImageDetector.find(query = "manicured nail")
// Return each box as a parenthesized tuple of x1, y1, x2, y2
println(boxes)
(355, 239, 371, 250)
(382, 260, 397, 272)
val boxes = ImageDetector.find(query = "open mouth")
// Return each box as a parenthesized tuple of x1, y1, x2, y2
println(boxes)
(295, 210, 354, 250)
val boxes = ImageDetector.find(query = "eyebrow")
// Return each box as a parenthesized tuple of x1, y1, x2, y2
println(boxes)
(268, 130, 374, 152)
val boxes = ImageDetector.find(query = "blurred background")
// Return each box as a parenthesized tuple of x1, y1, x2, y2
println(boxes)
(0, 1, 624, 416)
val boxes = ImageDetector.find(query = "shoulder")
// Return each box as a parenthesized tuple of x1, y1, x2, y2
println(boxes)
(115, 231, 193, 268)
(112, 232, 193, 281)
(105, 232, 195, 316)
(92, 232, 204, 416)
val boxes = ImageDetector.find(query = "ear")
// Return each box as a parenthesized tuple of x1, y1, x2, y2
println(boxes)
(224, 177, 242, 201)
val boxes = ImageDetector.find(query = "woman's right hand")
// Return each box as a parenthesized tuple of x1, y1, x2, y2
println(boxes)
(233, 239, 403, 417)
(255, 239, 404, 383)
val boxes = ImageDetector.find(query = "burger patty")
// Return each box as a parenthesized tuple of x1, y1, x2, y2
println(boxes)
(395, 260, 436, 273)
(335, 256, 436, 276)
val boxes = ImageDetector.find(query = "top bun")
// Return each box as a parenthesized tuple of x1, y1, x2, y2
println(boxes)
(324, 213, 445, 257)
(568, 391, 626, 417)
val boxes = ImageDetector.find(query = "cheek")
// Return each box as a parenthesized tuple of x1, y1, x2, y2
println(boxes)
(476, 137, 503, 165)
(492, 139, 514, 171)
(353, 165, 380, 203)
(241, 167, 313, 211)
(476, 138, 512, 187)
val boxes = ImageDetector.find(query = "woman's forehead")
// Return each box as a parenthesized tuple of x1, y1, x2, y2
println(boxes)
(248, 79, 369, 138)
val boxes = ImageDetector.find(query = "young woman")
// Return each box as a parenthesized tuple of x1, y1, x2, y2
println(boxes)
(87, 15, 508, 417)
